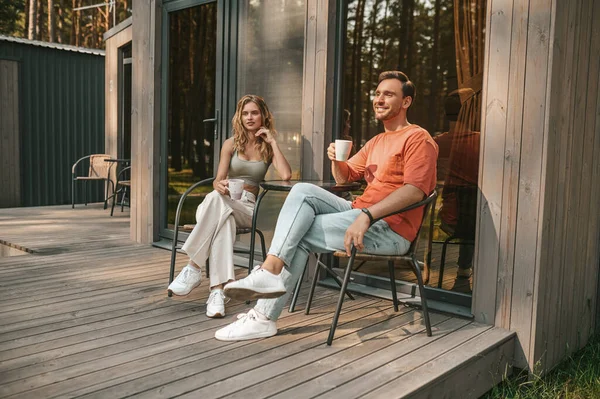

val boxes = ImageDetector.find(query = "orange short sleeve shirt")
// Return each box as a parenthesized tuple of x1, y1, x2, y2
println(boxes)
(347, 125, 438, 242)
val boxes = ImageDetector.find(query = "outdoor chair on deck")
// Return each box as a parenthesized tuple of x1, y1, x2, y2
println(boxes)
(304, 191, 438, 345)
(436, 185, 477, 288)
(110, 166, 131, 216)
(168, 177, 267, 297)
(71, 154, 115, 209)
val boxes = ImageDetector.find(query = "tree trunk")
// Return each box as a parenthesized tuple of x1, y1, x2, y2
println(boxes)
(28, 0, 37, 40)
(74, 0, 81, 46)
(398, 0, 410, 69)
(56, 0, 63, 43)
(36, 0, 43, 40)
(428, 0, 442, 133)
(405, 0, 415, 77)
(48, 0, 55, 42)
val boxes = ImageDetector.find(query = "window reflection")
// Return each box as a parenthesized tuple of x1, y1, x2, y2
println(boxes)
(166, 3, 217, 228)
(341, 0, 486, 294)
(236, 0, 306, 247)
(237, 0, 305, 180)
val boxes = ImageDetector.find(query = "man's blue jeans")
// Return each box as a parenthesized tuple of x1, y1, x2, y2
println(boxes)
(255, 183, 411, 320)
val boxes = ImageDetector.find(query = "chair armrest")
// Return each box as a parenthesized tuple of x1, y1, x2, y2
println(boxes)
(71, 155, 92, 175)
(172, 177, 216, 241)
(370, 190, 438, 226)
(115, 166, 131, 183)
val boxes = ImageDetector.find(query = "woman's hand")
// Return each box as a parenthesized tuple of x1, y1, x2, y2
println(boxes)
(255, 127, 276, 145)
(214, 179, 229, 196)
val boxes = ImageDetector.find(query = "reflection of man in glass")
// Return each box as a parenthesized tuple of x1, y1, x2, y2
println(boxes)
(435, 89, 480, 287)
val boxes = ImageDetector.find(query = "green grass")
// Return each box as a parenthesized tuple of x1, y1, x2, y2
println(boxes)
(485, 334, 600, 398)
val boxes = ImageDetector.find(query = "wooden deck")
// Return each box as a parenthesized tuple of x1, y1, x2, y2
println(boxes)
(0, 204, 514, 398)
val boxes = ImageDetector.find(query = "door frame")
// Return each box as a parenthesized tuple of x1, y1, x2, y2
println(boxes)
(159, 0, 238, 240)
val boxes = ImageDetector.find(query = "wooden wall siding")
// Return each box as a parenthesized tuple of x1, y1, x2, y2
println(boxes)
(475, 0, 600, 371)
(131, 0, 162, 244)
(105, 24, 133, 183)
(301, 0, 336, 180)
(0, 59, 20, 208)
(533, 0, 600, 372)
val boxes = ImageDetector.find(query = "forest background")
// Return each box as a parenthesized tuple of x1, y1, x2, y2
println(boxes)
(0, 0, 130, 49)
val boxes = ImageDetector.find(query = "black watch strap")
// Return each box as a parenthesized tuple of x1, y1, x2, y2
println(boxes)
(361, 208, 374, 223)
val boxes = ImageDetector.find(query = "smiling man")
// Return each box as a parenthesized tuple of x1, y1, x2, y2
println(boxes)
(216, 71, 439, 341)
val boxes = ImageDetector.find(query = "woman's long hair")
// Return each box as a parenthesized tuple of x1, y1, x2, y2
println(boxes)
(232, 95, 276, 163)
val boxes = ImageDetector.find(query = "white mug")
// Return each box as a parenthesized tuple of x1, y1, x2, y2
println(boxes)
(335, 139, 353, 161)
(228, 179, 244, 200)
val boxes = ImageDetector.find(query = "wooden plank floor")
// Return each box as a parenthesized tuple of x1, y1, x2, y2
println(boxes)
(0, 204, 514, 398)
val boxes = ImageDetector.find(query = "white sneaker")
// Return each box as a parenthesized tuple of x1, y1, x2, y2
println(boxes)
(223, 268, 286, 301)
(206, 289, 227, 318)
(214, 309, 277, 341)
(167, 264, 202, 296)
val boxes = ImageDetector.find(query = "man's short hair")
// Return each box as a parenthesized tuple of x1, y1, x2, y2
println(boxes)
(378, 71, 416, 103)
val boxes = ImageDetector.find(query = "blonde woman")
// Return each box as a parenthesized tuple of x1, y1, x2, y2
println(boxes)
(168, 95, 292, 318)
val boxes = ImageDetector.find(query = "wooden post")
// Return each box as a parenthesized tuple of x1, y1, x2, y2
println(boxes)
(131, 0, 162, 244)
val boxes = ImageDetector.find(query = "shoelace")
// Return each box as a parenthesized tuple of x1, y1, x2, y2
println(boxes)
(207, 290, 230, 305)
(178, 268, 195, 284)
(251, 265, 261, 273)
(235, 310, 257, 325)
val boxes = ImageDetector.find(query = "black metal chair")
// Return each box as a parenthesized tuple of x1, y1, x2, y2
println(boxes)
(110, 166, 131, 216)
(168, 177, 267, 297)
(71, 154, 115, 209)
(435, 185, 477, 287)
(305, 191, 438, 345)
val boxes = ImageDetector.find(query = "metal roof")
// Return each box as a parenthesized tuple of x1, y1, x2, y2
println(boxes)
(0, 35, 105, 56)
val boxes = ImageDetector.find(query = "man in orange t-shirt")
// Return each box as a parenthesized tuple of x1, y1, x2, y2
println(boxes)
(218, 71, 438, 341)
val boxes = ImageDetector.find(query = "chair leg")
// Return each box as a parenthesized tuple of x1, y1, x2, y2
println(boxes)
(84, 180, 87, 206)
(289, 262, 307, 313)
(388, 261, 399, 312)
(72, 179, 75, 208)
(248, 190, 268, 274)
(103, 180, 108, 209)
(110, 187, 118, 216)
(168, 239, 178, 298)
(437, 236, 453, 288)
(305, 254, 321, 315)
(121, 187, 127, 212)
(327, 251, 356, 346)
(412, 254, 432, 337)
(257, 230, 267, 262)
(206, 259, 210, 280)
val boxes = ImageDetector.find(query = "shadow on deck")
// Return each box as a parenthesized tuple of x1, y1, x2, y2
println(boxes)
(0, 204, 514, 398)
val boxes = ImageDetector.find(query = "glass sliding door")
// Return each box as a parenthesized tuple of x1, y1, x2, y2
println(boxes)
(236, 0, 306, 246)
(337, 0, 486, 309)
(162, 0, 219, 232)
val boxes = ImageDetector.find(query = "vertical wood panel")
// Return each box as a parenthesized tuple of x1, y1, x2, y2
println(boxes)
(301, 0, 336, 181)
(301, 0, 318, 180)
(473, 0, 513, 326)
(511, 0, 553, 368)
(553, 0, 583, 365)
(567, 0, 594, 355)
(584, 0, 600, 339)
(0, 60, 20, 208)
(131, 0, 161, 244)
(534, 0, 563, 370)
(495, 0, 528, 333)
(105, 26, 133, 184)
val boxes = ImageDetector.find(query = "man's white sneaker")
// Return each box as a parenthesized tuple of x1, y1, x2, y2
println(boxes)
(206, 289, 227, 318)
(223, 268, 286, 301)
(214, 309, 277, 341)
(167, 264, 202, 296)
